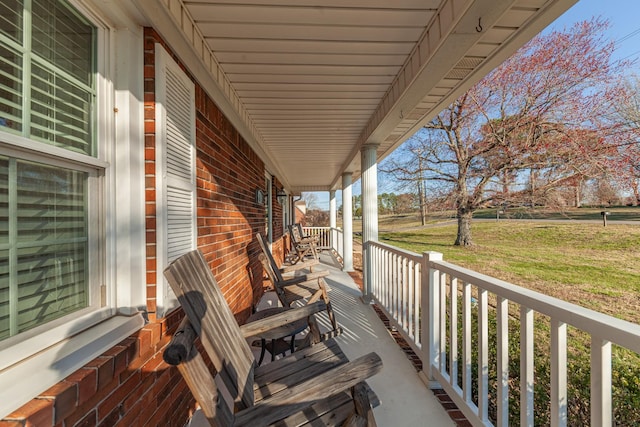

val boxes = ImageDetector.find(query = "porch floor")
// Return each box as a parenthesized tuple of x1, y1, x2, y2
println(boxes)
(311, 252, 455, 426)
(189, 251, 454, 426)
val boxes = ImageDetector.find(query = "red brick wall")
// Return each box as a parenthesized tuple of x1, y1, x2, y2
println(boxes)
(144, 28, 267, 322)
(0, 27, 279, 427)
(0, 310, 190, 427)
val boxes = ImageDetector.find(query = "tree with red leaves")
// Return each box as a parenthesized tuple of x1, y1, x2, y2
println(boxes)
(382, 18, 638, 246)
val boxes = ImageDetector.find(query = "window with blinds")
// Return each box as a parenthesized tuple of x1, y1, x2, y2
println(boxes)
(0, 0, 96, 341)
(0, 0, 95, 155)
(0, 157, 88, 340)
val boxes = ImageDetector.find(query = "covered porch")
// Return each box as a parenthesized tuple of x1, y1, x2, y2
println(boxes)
(7, 0, 633, 425)
(190, 250, 457, 426)
(134, 0, 634, 425)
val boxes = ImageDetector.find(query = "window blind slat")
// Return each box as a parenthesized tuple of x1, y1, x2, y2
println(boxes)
(0, 249, 8, 340)
(0, 43, 23, 132)
(28, 45, 93, 155)
(0, 0, 23, 43)
(15, 240, 87, 333)
(0, 160, 90, 337)
(31, 0, 93, 86)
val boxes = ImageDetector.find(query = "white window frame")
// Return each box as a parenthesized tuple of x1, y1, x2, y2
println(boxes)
(0, 0, 109, 363)
(0, 0, 145, 419)
(265, 173, 273, 244)
(281, 190, 290, 233)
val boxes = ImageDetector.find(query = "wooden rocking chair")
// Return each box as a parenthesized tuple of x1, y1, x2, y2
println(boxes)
(288, 223, 319, 264)
(294, 223, 320, 243)
(256, 233, 341, 337)
(162, 249, 382, 426)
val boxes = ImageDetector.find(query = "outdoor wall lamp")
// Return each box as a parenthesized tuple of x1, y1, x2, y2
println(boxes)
(276, 189, 287, 205)
(255, 188, 265, 205)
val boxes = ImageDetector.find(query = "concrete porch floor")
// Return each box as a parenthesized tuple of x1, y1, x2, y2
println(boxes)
(311, 253, 455, 426)
(189, 252, 454, 426)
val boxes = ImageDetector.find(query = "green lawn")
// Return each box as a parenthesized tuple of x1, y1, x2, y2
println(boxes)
(379, 221, 640, 323)
(369, 206, 640, 230)
(473, 206, 640, 221)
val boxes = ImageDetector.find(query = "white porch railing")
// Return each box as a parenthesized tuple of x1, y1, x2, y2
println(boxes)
(367, 240, 640, 427)
(301, 226, 343, 259)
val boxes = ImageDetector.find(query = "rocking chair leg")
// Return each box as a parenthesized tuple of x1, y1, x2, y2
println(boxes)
(319, 283, 339, 333)
(351, 382, 378, 427)
(342, 414, 367, 427)
(258, 338, 267, 366)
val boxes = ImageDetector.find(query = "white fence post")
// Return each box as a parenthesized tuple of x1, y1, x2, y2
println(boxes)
(420, 251, 443, 388)
(591, 336, 612, 427)
(362, 241, 372, 302)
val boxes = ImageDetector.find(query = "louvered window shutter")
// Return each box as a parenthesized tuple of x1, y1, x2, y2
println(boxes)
(155, 45, 196, 317)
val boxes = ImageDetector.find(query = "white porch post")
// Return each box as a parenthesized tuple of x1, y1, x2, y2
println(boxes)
(342, 173, 353, 272)
(329, 190, 337, 253)
(361, 143, 379, 301)
(329, 190, 337, 227)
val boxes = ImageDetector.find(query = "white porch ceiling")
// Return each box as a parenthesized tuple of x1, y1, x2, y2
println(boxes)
(136, 0, 577, 193)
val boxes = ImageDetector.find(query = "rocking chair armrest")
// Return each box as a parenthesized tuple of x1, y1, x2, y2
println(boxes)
(281, 269, 329, 281)
(239, 301, 326, 339)
(280, 259, 319, 274)
(234, 352, 383, 427)
(291, 238, 314, 247)
(278, 271, 329, 288)
(299, 235, 319, 243)
(163, 316, 197, 366)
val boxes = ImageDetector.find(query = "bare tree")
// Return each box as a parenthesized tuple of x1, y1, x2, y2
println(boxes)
(382, 19, 635, 245)
(301, 192, 319, 210)
(380, 139, 447, 226)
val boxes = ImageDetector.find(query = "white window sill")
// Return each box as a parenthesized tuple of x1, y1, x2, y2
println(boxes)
(0, 313, 145, 419)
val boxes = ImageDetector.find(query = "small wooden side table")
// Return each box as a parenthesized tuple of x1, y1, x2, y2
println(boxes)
(246, 307, 309, 365)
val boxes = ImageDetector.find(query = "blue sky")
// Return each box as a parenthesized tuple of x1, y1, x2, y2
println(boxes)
(304, 0, 640, 210)
(551, 0, 640, 67)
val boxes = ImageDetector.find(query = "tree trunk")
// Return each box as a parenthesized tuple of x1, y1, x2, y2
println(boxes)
(417, 160, 427, 226)
(455, 208, 473, 246)
(419, 184, 427, 226)
(529, 168, 537, 207)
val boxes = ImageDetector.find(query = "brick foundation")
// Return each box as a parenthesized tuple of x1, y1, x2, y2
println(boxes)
(0, 310, 191, 427)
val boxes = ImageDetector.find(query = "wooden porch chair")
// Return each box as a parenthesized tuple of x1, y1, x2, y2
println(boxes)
(162, 249, 382, 426)
(295, 223, 320, 243)
(256, 233, 340, 337)
(259, 231, 319, 273)
(287, 223, 319, 264)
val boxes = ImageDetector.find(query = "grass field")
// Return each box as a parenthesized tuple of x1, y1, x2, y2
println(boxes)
(369, 211, 640, 424)
(473, 205, 640, 221)
(377, 220, 640, 323)
(369, 206, 640, 228)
